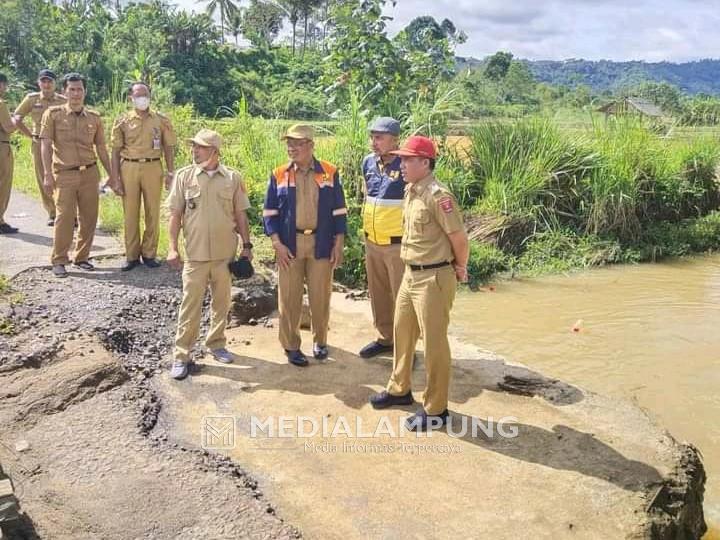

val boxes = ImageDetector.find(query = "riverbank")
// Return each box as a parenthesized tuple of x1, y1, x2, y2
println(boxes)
(0, 260, 709, 538)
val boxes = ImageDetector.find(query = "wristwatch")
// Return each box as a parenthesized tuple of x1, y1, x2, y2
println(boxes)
(243, 242, 254, 249)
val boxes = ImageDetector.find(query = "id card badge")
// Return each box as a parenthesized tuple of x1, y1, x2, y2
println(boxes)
(153, 137, 161, 150)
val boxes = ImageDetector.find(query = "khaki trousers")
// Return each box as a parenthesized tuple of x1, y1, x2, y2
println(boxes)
(278, 234, 333, 350)
(365, 239, 405, 345)
(31, 139, 56, 218)
(121, 160, 163, 261)
(387, 265, 457, 415)
(174, 259, 232, 363)
(51, 168, 99, 265)
(0, 143, 12, 225)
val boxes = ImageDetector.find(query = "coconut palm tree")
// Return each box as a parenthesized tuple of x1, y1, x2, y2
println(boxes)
(197, 0, 240, 43)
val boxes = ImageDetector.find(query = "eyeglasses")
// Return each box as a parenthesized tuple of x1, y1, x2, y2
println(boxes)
(286, 139, 310, 149)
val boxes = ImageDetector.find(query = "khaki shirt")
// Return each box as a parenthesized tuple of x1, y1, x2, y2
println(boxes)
(14, 92, 67, 136)
(294, 164, 319, 230)
(110, 109, 176, 160)
(400, 174, 465, 266)
(39, 104, 104, 174)
(0, 99, 13, 143)
(166, 164, 251, 262)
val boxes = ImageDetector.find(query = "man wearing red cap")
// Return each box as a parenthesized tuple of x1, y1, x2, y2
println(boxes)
(369, 135, 469, 431)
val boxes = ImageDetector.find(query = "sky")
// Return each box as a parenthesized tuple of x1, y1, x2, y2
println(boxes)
(175, 0, 720, 63)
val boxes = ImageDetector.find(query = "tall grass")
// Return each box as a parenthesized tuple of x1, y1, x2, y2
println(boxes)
(467, 119, 598, 228)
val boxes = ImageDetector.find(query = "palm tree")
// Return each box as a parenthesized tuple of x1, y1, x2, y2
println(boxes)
(197, 0, 239, 43)
(228, 8, 244, 45)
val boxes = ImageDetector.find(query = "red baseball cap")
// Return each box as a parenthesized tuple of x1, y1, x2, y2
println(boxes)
(390, 135, 437, 159)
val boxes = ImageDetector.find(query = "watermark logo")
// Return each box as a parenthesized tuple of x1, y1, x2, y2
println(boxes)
(201, 415, 236, 450)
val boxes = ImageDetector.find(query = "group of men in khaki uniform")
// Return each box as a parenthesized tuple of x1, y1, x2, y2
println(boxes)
(4, 68, 469, 430)
(2, 71, 176, 277)
(359, 123, 470, 431)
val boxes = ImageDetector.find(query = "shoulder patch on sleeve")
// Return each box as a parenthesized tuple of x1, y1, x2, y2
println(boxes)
(439, 196, 454, 213)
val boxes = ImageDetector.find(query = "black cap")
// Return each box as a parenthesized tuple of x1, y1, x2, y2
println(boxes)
(38, 69, 56, 80)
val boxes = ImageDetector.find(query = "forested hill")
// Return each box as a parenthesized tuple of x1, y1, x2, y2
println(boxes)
(457, 57, 720, 95)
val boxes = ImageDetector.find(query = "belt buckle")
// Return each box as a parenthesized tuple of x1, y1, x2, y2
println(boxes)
(139, 158, 147, 163)
(302, 229, 313, 235)
(78, 165, 87, 171)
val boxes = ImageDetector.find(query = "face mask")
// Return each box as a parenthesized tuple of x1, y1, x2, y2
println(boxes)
(194, 149, 217, 170)
(132, 96, 150, 111)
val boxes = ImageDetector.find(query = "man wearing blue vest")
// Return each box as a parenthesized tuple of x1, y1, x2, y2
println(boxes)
(358, 117, 406, 359)
(263, 124, 347, 367)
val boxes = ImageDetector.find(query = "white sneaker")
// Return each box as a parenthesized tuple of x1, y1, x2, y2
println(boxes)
(211, 348, 235, 364)
(170, 361, 188, 380)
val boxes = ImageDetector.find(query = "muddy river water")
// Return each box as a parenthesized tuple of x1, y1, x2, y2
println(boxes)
(450, 255, 720, 534)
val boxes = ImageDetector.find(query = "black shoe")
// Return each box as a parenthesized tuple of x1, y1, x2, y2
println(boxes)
(121, 259, 141, 272)
(47, 217, 55, 226)
(405, 409, 450, 431)
(285, 349, 309, 367)
(0, 223, 19, 234)
(142, 257, 161, 268)
(73, 261, 95, 271)
(313, 343, 328, 360)
(52, 264, 68, 278)
(369, 390, 414, 410)
(359, 341, 393, 358)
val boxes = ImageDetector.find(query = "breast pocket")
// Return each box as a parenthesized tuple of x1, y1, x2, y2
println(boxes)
(83, 122, 98, 145)
(185, 187, 201, 211)
(412, 208, 431, 235)
(217, 187, 235, 215)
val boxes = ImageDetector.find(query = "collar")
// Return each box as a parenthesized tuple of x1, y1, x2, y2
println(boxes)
(291, 157, 323, 175)
(62, 102, 86, 116)
(193, 163, 229, 179)
(375, 154, 401, 172)
(410, 174, 435, 195)
(128, 109, 155, 119)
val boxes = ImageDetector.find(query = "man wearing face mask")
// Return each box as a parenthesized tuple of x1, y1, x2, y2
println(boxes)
(165, 129, 253, 380)
(110, 82, 176, 271)
(14, 69, 67, 226)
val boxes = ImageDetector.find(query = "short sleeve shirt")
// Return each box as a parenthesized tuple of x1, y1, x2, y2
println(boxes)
(166, 164, 251, 262)
(0, 100, 13, 143)
(14, 92, 67, 136)
(110, 109, 176, 159)
(400, 174, 466, 265)
(39, 104, 104, 174)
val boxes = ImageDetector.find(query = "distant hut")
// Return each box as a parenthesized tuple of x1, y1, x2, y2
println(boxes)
(597, 97, 666, 118)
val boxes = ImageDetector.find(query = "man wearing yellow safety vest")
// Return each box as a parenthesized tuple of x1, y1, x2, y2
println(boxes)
(358, 117, 406, 359)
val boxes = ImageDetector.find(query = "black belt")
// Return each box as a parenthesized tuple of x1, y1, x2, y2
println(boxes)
(365, 232, 402, 245)
(122, 157, 161, 163)
(65, 162, 96, 172)
(297, 228, 316, 235)
(409, 261, 451, 271)
(0, 140, 9, 145)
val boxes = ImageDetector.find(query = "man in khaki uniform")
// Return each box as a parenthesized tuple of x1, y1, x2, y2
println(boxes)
(40, 73, 112, 278)
(13, 69, 67, 225)
(0, 72, 18, 234)
(359, 117, 406, 359)
(262, 125, 347, 367)
(369, 136, 469, 431)
(166, 129, 253, 380)
(110, 82, 176, 271)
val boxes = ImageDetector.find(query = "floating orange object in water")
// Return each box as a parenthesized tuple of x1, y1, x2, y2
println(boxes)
(572, 319, 584, 332)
